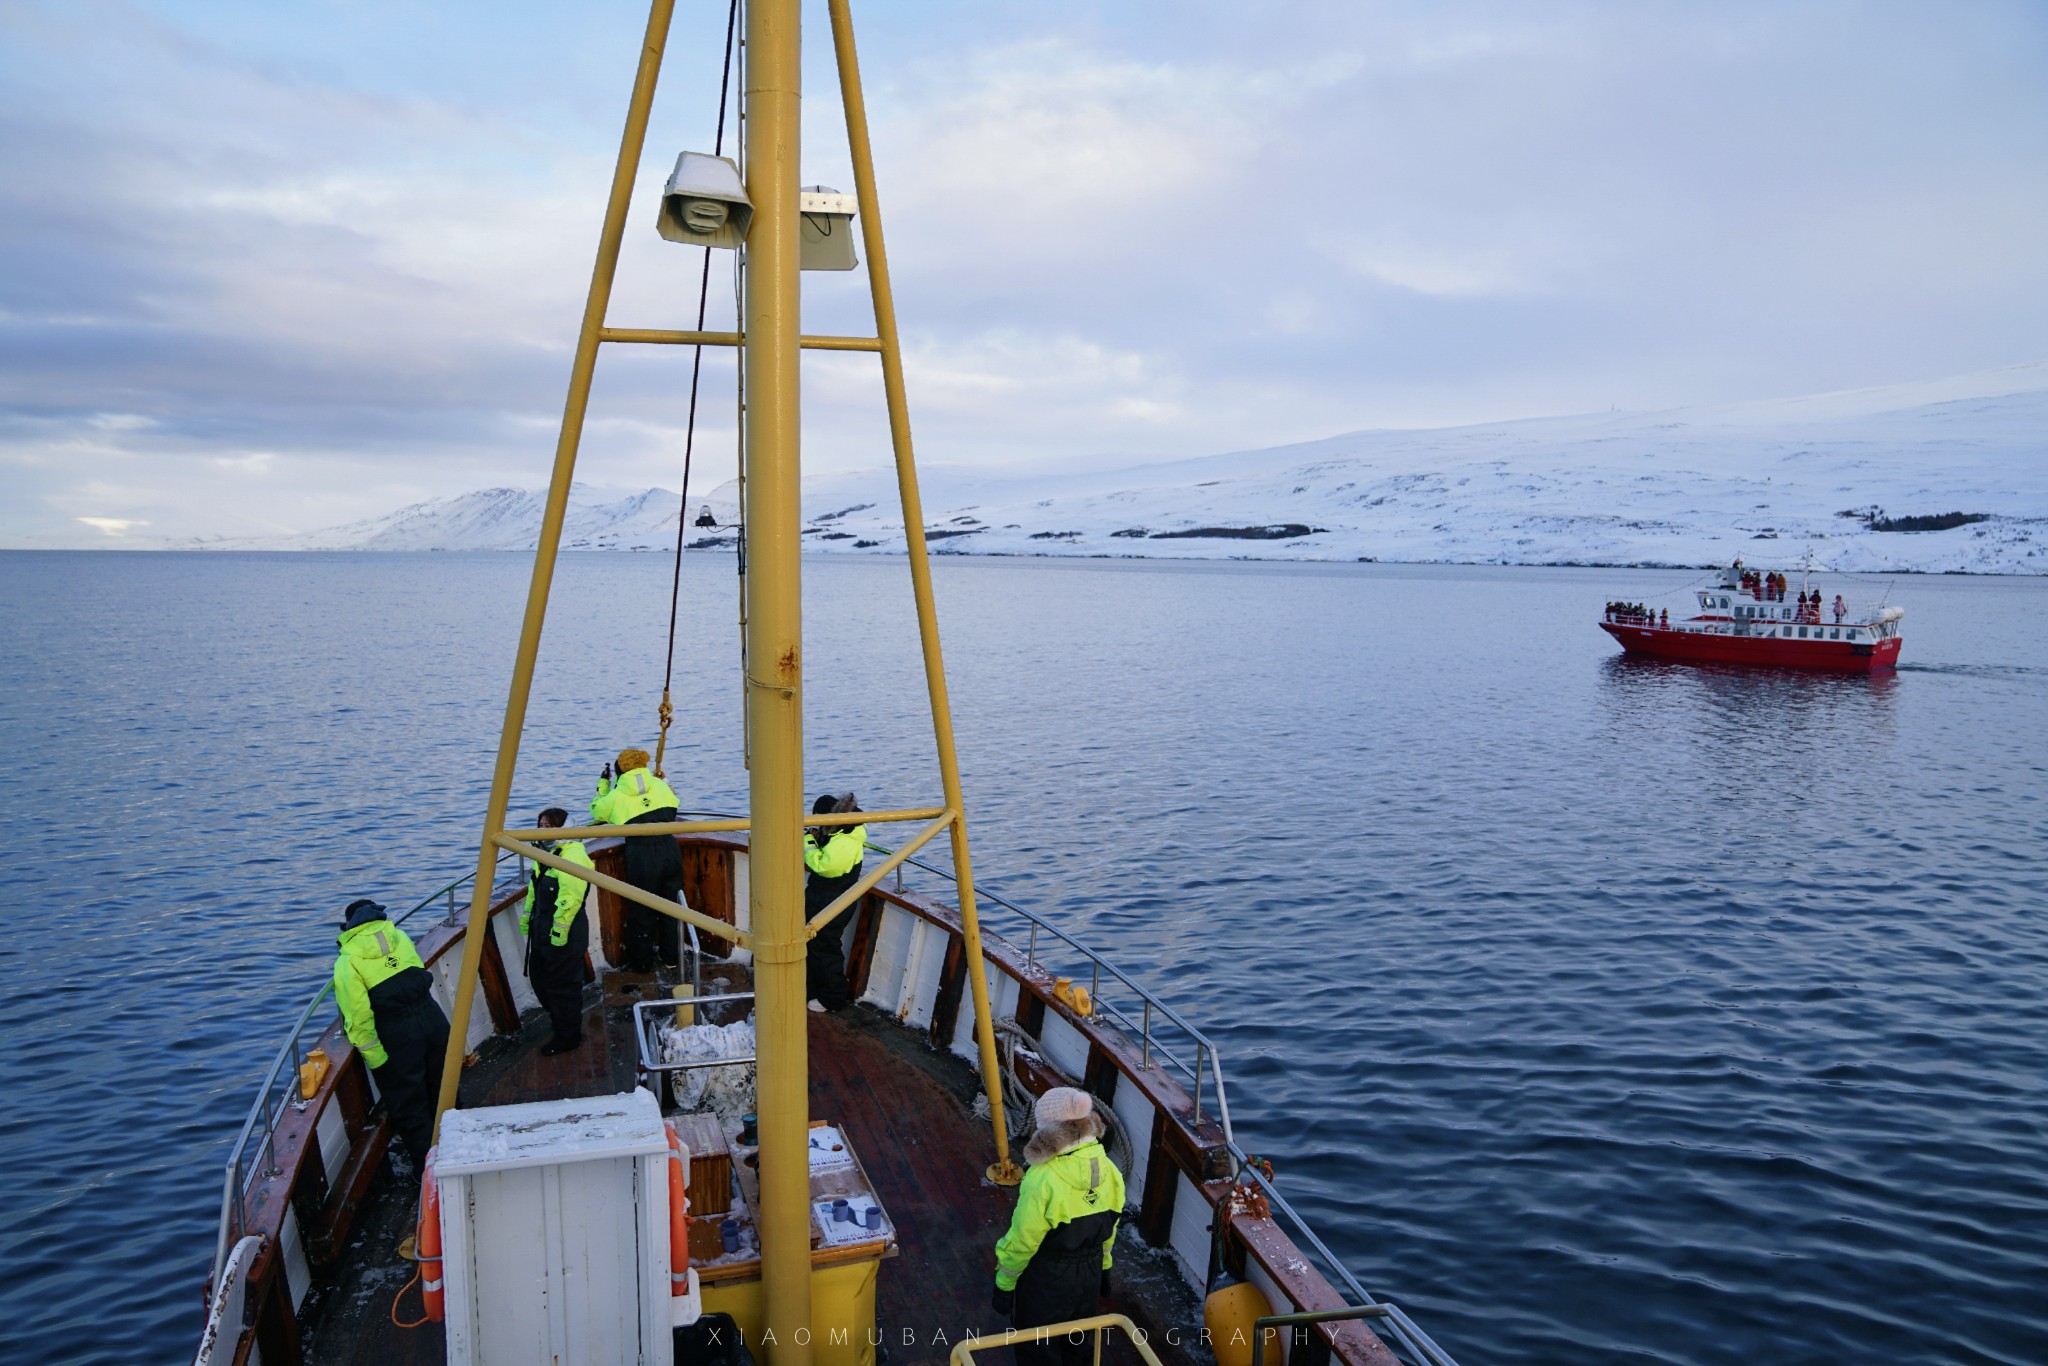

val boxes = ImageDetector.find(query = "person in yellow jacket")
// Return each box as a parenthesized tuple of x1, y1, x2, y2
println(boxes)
(803, 792, 866, 1012)
(333, 899, 451, 1170)
(992, 1087, 1126, 1365)
(522, 807, 596, 1055)
(591, 746, 683, 973)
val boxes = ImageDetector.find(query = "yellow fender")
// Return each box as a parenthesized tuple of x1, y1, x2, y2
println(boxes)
(1204, 1281, 1283, 1366)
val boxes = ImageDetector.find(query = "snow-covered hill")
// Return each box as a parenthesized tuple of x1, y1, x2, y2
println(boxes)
(213, 363, 2048, 572)
(220, 483, 741, 552)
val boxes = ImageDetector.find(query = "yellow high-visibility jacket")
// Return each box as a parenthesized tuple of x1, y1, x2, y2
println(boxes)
(591, 765, 679, 825)
(521, 839, 595, 945)
(994, 1138, 1125, 1290)
(803, 825, 867, 878)
(332, 917, 428, 1070)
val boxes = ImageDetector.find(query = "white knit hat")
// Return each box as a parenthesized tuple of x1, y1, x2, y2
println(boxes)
(1034, 1086, 1093, 1128)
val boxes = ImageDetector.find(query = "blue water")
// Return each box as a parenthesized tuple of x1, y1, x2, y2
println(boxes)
(1, 551, 2043, 1366)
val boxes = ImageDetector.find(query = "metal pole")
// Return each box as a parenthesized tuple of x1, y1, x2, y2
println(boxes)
(744, 0, 814, 1358)
(827, 0, 1018, 1184)
(430, 0, 678, 1137)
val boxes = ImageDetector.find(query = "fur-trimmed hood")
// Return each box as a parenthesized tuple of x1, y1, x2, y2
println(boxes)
(1024, 1112, 1105, 1166)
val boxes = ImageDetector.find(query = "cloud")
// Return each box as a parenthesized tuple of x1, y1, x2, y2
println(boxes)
(2, 0, 2046, 543)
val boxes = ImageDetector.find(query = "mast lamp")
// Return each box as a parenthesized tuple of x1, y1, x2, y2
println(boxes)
(656, 152, 753, 248)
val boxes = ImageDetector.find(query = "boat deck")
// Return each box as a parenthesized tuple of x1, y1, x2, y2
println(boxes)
(302, 975, 1208, 1366)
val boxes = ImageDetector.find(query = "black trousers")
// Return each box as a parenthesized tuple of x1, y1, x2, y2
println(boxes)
(806, 902, 854, 1008)
(528, 913, 588, 1042)
(1010, 1238, 1112, 1366)
(803, 867, 861, 1007)
(372, 1000, 452, 1169)
(621, 832, 684, 972)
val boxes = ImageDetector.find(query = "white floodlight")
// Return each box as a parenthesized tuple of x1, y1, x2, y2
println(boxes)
(657, 152, 753, 248)
(799, 185, 859, 271)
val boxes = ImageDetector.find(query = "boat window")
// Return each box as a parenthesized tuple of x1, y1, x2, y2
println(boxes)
(1798, 626, 1808, 638)
(1830, 628, 1840, 640)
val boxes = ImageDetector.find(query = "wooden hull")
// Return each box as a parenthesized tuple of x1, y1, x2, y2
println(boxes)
(1601, 620, 1901, 672)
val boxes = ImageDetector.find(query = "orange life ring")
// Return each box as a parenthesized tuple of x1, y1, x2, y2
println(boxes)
(417, 1149, 445, 1322)
(664, 1120, 691, 1294)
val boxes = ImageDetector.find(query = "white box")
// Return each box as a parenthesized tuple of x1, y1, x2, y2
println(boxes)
(436, 1089, 674, 1366)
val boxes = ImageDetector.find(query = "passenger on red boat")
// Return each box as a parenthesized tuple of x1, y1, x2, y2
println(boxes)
(1834, 594, 1847, 623)
(1660, 608, 1669, 628)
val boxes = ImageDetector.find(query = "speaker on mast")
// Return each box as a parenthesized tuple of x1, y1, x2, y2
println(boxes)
(798, 186, 858, 271)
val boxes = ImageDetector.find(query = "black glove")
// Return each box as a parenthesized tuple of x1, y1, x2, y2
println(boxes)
(991, 1285, 1014, 1317)
(1100, 1268, 1111, 1298)
(602, 761, 612, 782)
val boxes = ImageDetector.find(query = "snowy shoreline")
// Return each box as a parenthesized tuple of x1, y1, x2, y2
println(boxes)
(75, 361, 2048, 575)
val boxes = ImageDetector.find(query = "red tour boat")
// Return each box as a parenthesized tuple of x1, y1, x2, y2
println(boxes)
(1601, 560, 1904, 672)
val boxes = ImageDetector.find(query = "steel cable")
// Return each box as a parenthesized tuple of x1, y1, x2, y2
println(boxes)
(655, 0, 742, 777)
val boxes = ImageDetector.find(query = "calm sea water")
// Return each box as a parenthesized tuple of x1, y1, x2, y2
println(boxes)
(1, 551, 2043, 1366)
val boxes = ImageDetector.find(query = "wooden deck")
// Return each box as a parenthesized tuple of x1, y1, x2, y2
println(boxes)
(303, 975, 1209, 1366)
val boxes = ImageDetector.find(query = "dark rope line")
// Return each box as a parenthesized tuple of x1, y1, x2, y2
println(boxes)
(659, 0, 742, 724)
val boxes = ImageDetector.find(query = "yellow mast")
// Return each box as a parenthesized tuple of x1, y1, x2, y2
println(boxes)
(741, 0, 816, 1356)
(425, 1, 1021, 1355)
(428, 0, 678, 1135)
(825, 0, 1020, 1185)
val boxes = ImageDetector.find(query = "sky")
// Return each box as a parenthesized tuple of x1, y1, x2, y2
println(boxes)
(2, 0, 2045, 545)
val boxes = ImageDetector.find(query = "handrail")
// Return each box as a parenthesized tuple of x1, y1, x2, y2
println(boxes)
(1228, 1154, 1462, 1366)
(207, 850, 515, 1289)
(666, 810, 1236, 1130)
(834, 819, 1461, 1366)
(206, 829, 1462, 1366)
(631, 993, 760, 1073)
(949, 1313, 1164, 1366)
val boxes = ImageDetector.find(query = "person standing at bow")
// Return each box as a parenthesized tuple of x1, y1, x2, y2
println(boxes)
(523, 807, 596, 1055)
(803, 792, 866, 1012)
(591, 747, 683, 974)
(333, 898, 452, 1171)
(991, 1088, 1127, 1366)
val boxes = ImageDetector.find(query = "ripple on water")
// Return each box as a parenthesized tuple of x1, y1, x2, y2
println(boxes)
(1, 554, 2046, 1365)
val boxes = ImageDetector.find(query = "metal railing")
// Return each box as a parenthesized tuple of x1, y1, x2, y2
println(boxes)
(207, 851, 515, 1289)
(631, 992, 759, 1074)
(1251, 1306, 1456, 1366)
(659, 811, 1235, 1130)
(950, 1313, 1164, 1366)
(852, 826, 1460, 1366)
(206, 825, 1462, 1366)
(1229, 1160, 1462, 1366)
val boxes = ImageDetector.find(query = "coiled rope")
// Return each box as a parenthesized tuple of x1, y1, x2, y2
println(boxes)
(982, 1017, 1136, 1187)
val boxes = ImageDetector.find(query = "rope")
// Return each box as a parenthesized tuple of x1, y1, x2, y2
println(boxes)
(655, 0, 741, 780)
(389, 1261, 428, 1330)
(983, 1018, 1136, 1186)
